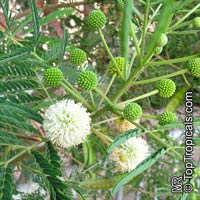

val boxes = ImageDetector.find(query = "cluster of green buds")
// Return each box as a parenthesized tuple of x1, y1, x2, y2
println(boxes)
(42, 9, 200, 128)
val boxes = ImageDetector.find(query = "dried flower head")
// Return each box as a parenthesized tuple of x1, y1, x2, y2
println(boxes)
(110, 137, 149, 172)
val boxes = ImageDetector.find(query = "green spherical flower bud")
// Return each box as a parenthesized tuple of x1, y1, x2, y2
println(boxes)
(156, 33, 168, 47)
(70, 48, 87, 66)
(108, 57, 125, 76)
(188, 58, 200, 77)
(156, 79, 176, 98)
(87, 10, 106, 29)
(44, 67, 63, 87)
(155, 47, 163, 55)
(123, 103, 142, 121)
(158, 112, 178, 126)
(193, 17, 200, 28)
(77, 71, 97, 90)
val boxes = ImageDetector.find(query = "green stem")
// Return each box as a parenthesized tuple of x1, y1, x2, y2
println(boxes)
(111, 64, 143, 103)
(130, 23, 140, 57)
(89, 90, 96, 108)
(131, 68, 188, 86)
(139, 0, 150, 65)
(98, 29, 124, 80)
(130, 120, 145, 130)
(91, 128, 113, 146)
(94, 88, 116, 109)
(142, 114, 158, 119)
(31, 51, 44, 62)
(147, 54, 200, 67)
(169, 3, 200, 31)
(168, 20, 194, 32)
(35, 73, 53, 103)
(93, 116, 120, 126)
(63, 79, 81, 96)
(148, 132, 182, 159)
(118, 90, 159, 106)
(98, 74, 116, 108)
(61, 82, 93, 111)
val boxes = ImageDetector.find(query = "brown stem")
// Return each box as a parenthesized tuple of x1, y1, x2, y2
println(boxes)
(32, 121, 45, 137)
(16, 134, 42, 141)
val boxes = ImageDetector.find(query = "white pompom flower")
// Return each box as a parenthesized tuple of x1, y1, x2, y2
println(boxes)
(110, 137, 149, 172)
(43, 99, 91, 148)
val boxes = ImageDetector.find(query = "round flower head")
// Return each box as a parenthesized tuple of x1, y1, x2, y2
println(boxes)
(156, 33, 168, 47)
(193, 17, 200, 28)
(110, 137, 149, 172)
(158, 111, 178, 126)
(77, 71, 97, 90)
(87, 10, 106, 29)
(43, 100, 91, 148)
(44, 67, 63, 87)
(108, 57, 125, 76)
(156, 79, 176, 98)
(70, 48, 87, 66)
(188, 58, 200, 77)
(123, 103, 142, 121)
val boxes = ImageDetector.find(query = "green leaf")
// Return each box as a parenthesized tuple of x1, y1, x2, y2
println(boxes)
(0, 100, 43, 123)
(13, 15, 33, 36)
(0, 47, 30, 64)
(179, 192, 188, 200)
(145, 0, 176, 60)
(21, 195, 44, 200)
(155, 118, 200, 131)
(112, 147, 168, 195)
(107, 129, 143, 153)
(0, 79, 39, 94)
(47, 176, 67, 190)
(59, 28, 68, 63)
(24, 8, 74, 35)
(120, 0, 132, 78)
(46, 142, 62, 176)
(3, 92, 44, 105)
(29, 0, 40, 44)
(32, 151, 61, 177)
(0, 0, 14, 31)
(193, 138, 200, 147)
(80, 173, 126, 190)
(166, 86, 190, 112)
(0, 167, 13, 200)
(0, 131, 20, 146)
(40, 8, 74, 25)
(0, 109, 38, 133)
(0, 65, 36, 77)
